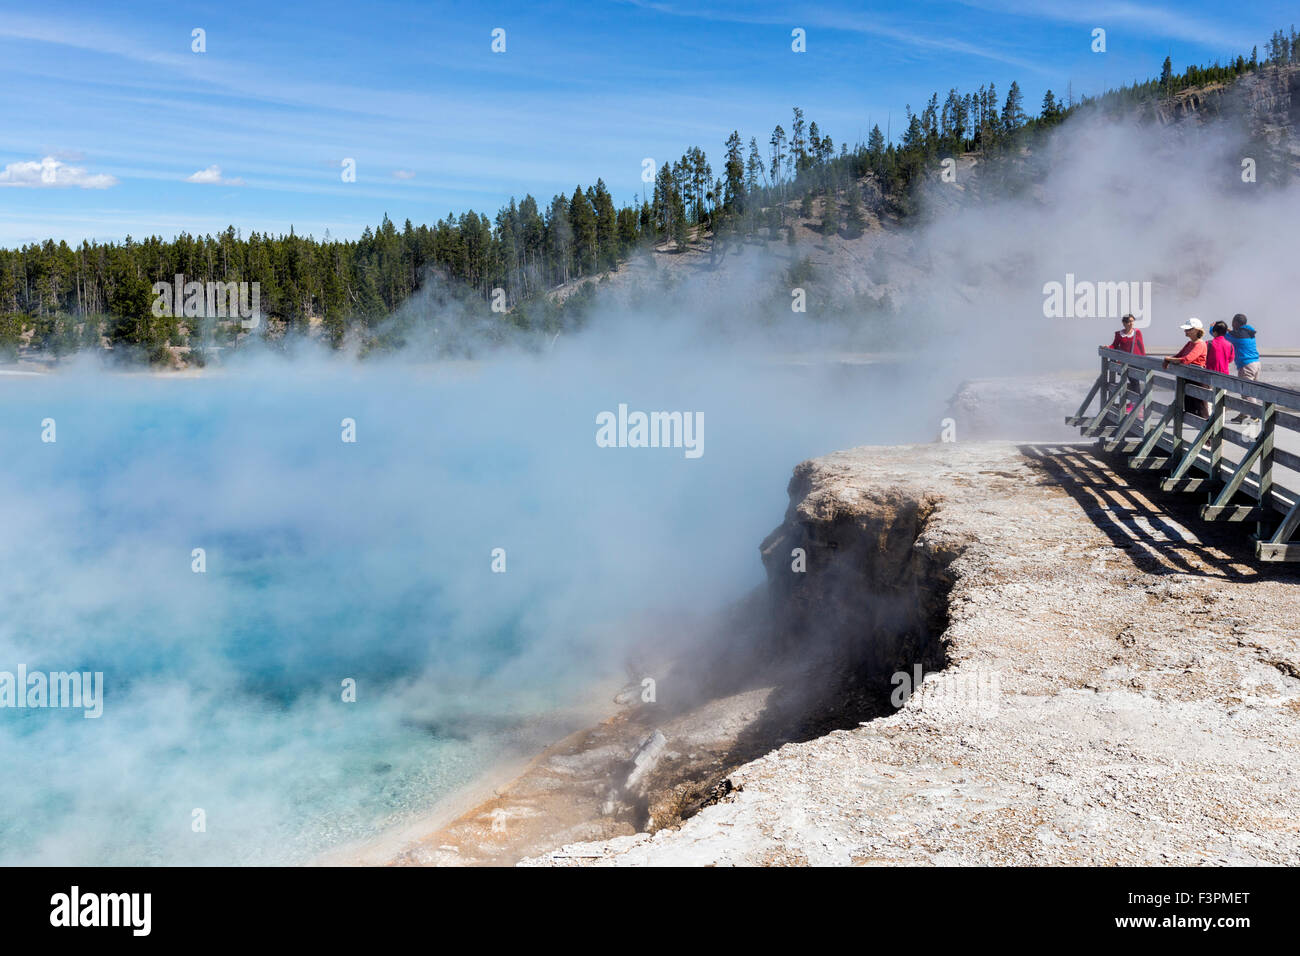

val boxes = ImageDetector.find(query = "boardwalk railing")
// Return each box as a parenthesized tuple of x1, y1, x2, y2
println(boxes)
(1067, 346, 1300, 561)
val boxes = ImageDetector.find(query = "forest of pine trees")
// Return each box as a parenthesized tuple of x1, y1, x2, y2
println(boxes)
(3, 26, 1296, 365)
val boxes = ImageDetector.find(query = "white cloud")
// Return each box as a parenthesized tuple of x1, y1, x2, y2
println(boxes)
(186, 165, 245, 186)
(391, 169, 416, 180)
(0, 155, 118, 189)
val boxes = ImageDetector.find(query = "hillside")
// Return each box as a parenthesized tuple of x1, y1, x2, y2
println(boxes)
(543, 65, 1300, 326)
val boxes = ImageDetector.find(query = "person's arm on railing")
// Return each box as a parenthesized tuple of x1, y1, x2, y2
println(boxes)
(1163, 341, 1194, 370)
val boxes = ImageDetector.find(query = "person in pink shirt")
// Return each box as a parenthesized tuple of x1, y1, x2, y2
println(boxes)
(1206, 321, 1236, 374)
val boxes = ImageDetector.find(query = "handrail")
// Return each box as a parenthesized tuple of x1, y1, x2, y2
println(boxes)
(1098, 347, 1300, 409)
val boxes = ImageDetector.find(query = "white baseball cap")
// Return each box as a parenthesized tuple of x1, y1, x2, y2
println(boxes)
(1180, 317, 1204, 331)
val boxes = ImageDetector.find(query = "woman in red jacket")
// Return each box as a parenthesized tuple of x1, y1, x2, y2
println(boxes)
(1108, 313, 1145, 354)
(1107, 314, 1146, 414)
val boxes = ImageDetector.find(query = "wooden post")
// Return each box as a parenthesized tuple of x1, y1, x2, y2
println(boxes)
(1142, 368, 1153, 437)
(1100, 354, 1112, 412)
(1209, 386, 1227, 486)
(1171, 376, 1186, 463)
(1258, 402, 1276, 540)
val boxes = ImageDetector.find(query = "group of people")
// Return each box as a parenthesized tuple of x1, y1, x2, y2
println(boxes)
(1106, 313, 1262, 423)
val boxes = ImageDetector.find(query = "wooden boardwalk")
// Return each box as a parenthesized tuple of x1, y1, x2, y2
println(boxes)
(1068, 347, 1300, 561)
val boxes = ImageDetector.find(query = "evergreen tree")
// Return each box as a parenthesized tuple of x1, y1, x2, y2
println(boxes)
(107, 254, 165, 357)
(820, 195, 840, 238)
(591, 179, 618, 270)
(1041, 89, 1059, 120)
(902, 106, 925, 151)
(1001, 81, 1025, 133)
(844, 184, 866, 238)
(790, 107, 808, 175)
(768, 124, 787, 190)
(745, 137, 765, 192)
(568, 187, 597, 273)
(723, 130, 746, 214)
(867, 124, 886, 157)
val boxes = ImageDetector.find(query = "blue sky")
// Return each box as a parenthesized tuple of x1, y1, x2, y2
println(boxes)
(0, 0, 1292, 247)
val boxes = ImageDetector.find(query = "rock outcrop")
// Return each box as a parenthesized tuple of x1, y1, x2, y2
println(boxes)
(758, 453, 954, 681)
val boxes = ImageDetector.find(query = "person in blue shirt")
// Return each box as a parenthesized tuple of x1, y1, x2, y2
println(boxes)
(1225, 313, 1261, 422)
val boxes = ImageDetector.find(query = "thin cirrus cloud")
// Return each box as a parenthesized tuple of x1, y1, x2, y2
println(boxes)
(391, 169, 416, 180)
(0, 155, 118, 188)
(186, 165, 245, 186)
(951, 0, 1258, 53)
(617, 0, 1056, 74)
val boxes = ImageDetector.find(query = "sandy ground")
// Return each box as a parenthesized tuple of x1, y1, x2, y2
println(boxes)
(518, 441, 1300, 865)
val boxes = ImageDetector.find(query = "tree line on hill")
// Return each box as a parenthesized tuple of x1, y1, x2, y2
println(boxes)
(2, 25, 1297, 365)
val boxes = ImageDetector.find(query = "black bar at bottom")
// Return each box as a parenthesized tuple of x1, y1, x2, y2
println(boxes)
(0, 865, 1278, 943)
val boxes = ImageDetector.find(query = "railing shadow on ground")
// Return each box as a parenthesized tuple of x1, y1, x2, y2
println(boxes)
(1018, 442, 1299, 583)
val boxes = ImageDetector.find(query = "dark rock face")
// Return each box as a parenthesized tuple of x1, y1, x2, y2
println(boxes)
(1144, 65, 1300, 174)
(758, 457, 956, 681)
(1147, 66, 1297, 125)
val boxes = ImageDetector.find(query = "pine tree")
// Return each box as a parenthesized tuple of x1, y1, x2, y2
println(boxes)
(790, 107, 808, 176)
(745, 137, 765, 191)
(820, 194, 840, 238)
(591, 179, 617, 269)
(616, 204, 640, 253)
(107, 256, 156, 353)
(867, 124, 885, 157)
(902, 107, 925, 151)
(769, 124, 787, 190)
(672, 207, 689, 251)
(1001, 81, 1025, 133)
(723, 131, 746, 214)
(568, 187, 598, 274)
(844, 184, 866, 238)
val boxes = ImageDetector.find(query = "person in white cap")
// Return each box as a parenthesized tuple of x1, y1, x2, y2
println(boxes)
(1163, 318, 1210, 418)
